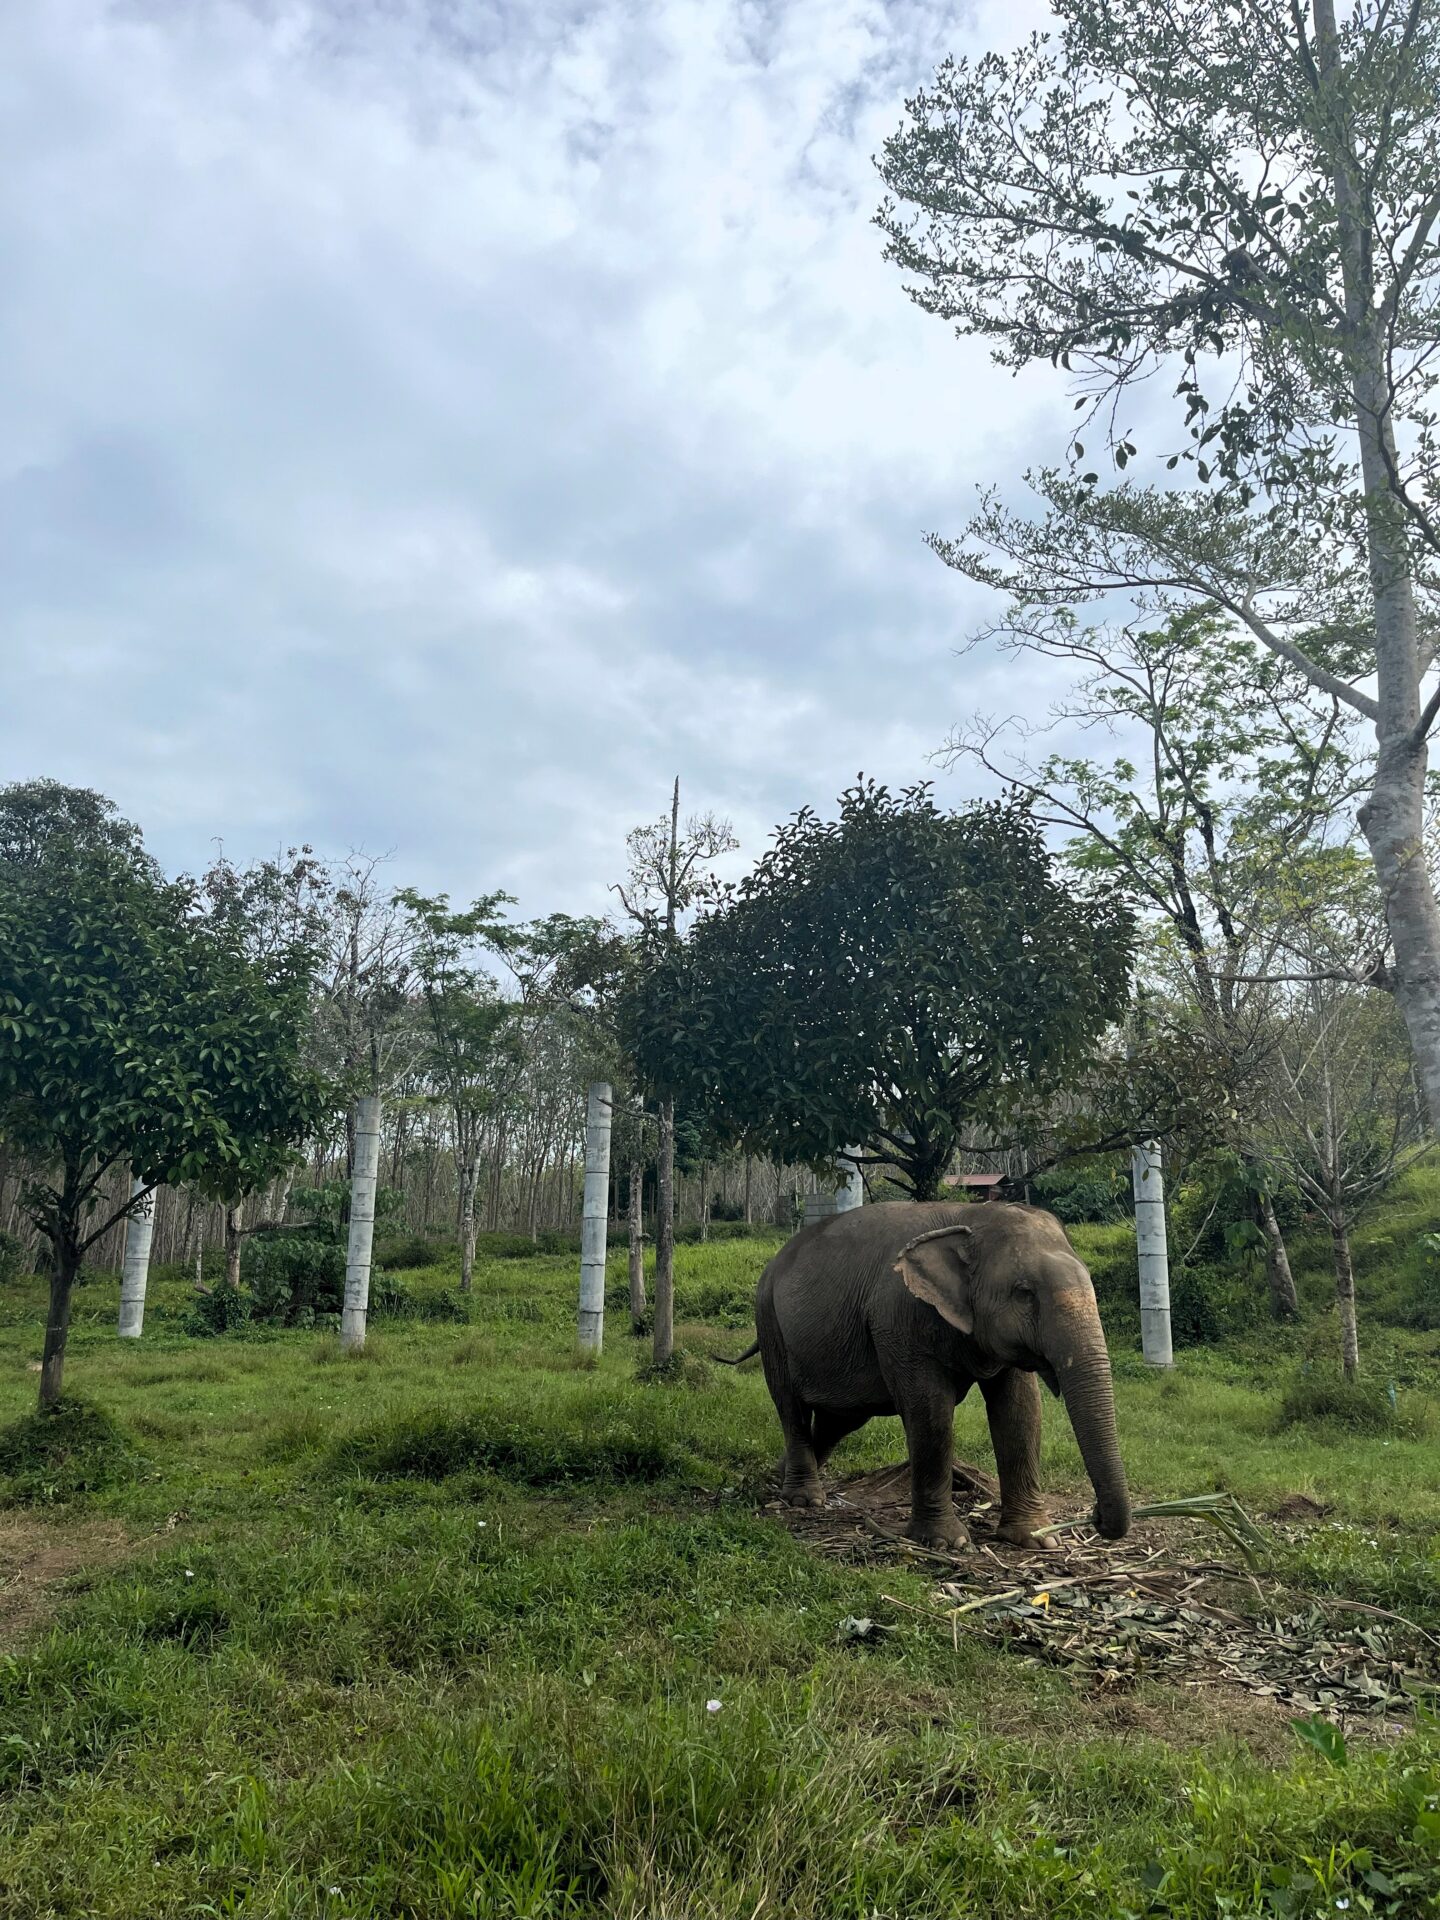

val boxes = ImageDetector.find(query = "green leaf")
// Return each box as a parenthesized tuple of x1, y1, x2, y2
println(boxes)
(1290, 1715, 1347, 1768)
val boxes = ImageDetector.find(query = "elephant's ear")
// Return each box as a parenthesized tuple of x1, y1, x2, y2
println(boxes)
(893, 1225, 974, 1335)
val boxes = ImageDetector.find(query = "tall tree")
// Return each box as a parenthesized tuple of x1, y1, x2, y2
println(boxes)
(877, 0, 1440, 1119)
(614, 781, 736, 1366)
(626, 783, 1133, 1201)
(0, 818, 322, 1407)
(948, 608, 1365, 1312)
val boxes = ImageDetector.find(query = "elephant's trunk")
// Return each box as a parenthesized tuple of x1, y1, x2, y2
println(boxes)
(1053, 1339, 1130, 1540)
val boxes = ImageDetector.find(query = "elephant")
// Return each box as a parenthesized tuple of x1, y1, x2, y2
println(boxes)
(739, 1201, 1130, 1551)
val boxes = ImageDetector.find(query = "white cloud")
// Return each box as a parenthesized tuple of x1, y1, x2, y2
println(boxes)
(1, 0, 1089, 913)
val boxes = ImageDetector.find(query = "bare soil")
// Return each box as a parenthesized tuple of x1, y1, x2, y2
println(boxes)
(0, 1512, 135, 1645)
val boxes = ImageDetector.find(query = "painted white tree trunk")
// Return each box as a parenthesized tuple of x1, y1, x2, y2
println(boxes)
(628, 1156, 647, 1334)
(118, 1177, 155, 1340)
(341, 1093, 382, 1353)
(1131, 1141, 1173, 1367)
(577, 1082, 613, 1354)
(836, 1149, 865, 1211)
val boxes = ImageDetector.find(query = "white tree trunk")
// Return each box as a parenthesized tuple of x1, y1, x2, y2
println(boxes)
(577, 1081, 613, 1354)
(836, 1149, 865, 1212)
(458, 1151, 479, 1294)
(1314, 0, 1440, 1124)
(1131, 1141, 1173, 1368)
(117, 1177, 155, 1340)
(627, 1156, 647, 1334)
(341, 1093, 382, 1352)
(653, 1096, 676, 1365)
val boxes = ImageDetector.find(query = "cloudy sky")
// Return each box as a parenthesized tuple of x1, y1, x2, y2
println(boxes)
(3, 0, 1079, 916)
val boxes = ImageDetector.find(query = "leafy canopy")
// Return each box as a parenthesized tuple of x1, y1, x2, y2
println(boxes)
(624, 782, 1134, 1199)
(0, 813, 324, 1252)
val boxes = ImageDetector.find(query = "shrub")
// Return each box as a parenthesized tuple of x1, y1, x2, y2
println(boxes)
(474, 1231, 581, 1260)
(1398, 1233, 1440, 1330)
(1167, 1264, 1264, 1346)
(1276, 1368, 1406, 1436)
(1032, 1163, 1131, 1224)
(245, 1227, 345, 1326)
(0, 1232, 26, 1287)
(0, 1399, 138, 1504)
(182, 1282, 256, 1339)
(334, 1403, 693, 1485)
(371, 1274, 468, 1323)
(375, 1232, 450, 1271)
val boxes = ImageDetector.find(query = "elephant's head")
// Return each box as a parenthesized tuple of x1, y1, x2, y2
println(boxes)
(894, 1210, 1130, 1539)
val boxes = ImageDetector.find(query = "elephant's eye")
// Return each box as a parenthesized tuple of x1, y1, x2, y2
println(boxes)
(1014, 1284, 1036, 1305)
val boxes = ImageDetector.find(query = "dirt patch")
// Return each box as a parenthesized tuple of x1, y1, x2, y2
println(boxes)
(1270, 1492, 1333, 1521)
(0, 1513, 135, 1644)
(768, 1461, 1439, 1735)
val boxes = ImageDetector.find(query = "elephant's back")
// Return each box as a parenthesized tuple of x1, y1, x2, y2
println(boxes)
(757, 1202, 976, 1365)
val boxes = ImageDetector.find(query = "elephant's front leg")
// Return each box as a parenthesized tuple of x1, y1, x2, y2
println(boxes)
(900, 1379, 969, 1551)
(981, 1368, 1054, 1550)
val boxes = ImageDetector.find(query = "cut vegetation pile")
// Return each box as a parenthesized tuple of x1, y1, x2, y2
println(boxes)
(774, 1461, 1440, 1728)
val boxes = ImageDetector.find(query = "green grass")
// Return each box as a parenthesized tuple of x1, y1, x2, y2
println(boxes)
(0, 1220, 1438, 1919)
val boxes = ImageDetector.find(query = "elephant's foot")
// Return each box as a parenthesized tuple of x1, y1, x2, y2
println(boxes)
(995, 1516, 1058, 1552)
(779, 1461, 826, 1508)
(906, 1510, 970, 1553)
(782, 1483, 825, 1509)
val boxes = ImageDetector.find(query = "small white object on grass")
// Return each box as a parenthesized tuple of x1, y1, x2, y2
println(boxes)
(706, 1699, 722, 1713)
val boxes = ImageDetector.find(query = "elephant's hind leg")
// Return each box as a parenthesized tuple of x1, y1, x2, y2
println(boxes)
(777, 1399, 825, 1507)
(759, 1332, 825, 1507)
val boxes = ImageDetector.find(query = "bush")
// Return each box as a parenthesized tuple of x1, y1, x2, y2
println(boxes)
(375, 1232, 451, 1271)
(675, 1220, 775, 1247)
(370, 1275, 468, 1323)
(333, 1403, 694, 1486)
(473, 1230, 583, 1260)
(1397, 1233, 1440, 1330)
(0, 1233, 27, 1287)
(1276, 1367, 1407, 1435)
(1032, 1163, 1131, 1225)
(0, 1399, 139, 1504)
(1167, 1264, 1264, 1346)
(245, 1227, 345, 1326)
(183, 1282, 256, 1339)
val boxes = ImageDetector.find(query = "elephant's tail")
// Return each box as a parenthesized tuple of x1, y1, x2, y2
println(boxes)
(715, 1338, 760, 1367)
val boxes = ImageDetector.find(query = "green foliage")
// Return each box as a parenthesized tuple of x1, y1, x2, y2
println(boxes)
(182, 1282, 256, 1339)
(333, 1396, 698, 1486)
(1032, 1162, 1131, 1224)
(1402, 1233, 1440, 1331)
(1276, 1368, 1409, 1438)
(0, 1398, 137, 1504)
(0, 1231, 27, 1287)
(0, 796, 324, 1293)
(627, 782, 1132, 1199)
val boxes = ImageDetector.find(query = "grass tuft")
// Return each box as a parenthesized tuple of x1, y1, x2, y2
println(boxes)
(0, 1397, 139, 1505)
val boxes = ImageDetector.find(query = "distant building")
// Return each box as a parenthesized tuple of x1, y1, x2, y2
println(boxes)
(954, 1172, 1005, 1202)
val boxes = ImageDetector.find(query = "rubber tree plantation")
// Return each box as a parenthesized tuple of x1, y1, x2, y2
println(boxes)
(625, 782, 1135, 1199)
(0, 801, 325, 1408)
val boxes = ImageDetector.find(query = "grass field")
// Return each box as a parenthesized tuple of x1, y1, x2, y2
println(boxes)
(1, 1208, 1439, 1919)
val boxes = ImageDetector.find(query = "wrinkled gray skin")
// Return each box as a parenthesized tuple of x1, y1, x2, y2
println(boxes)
(750, 1202, 1130, 1551)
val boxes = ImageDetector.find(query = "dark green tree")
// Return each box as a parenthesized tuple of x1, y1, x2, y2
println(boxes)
(0, 818, 325, 1408)
(625, 783, 1134, 1201)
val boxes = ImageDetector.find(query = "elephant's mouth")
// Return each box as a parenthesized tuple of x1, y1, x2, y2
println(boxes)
(1033, 1359, 1062, 1398)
